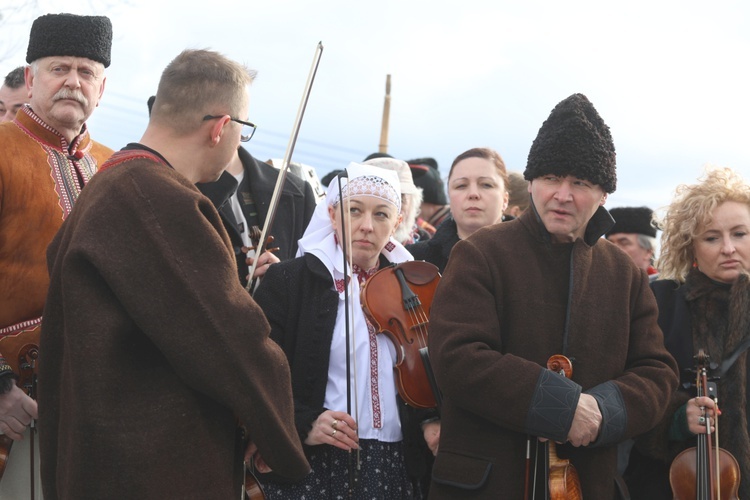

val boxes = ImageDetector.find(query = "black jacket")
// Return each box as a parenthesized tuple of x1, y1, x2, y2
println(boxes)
(406, 217, 460, 273)
(197, 148, 316, 285)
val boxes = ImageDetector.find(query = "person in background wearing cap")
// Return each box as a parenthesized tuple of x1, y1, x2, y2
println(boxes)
(39, 49, 309, 499)
(0, 13, 113, 498)
(0, 66, 27, 122)
(364, 156, 428, 245)
(408, 157, 451, 236)
(607, 206, 659, 281)
(407, 147, 510, 274)
(427, 94, 678, 499)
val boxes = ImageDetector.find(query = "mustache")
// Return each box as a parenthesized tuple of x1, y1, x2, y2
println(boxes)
(53, 88, 88, 107)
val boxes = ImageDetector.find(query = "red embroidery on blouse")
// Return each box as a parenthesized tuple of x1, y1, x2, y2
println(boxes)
(366, 317, 382, 428)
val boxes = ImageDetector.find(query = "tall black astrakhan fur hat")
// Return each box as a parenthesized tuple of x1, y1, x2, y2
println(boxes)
(524, 93, 616, 193)
(26, 13, 113, 68)
(607, 206, 657, 238)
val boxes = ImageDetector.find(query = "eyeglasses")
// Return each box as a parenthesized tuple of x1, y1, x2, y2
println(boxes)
(202, 114, 257, 142)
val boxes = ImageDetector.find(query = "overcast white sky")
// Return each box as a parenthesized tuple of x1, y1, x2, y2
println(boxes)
(2, 0, 749, 212)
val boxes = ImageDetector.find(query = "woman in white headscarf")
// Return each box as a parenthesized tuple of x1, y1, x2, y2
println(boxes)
(253, 163, 422, 498)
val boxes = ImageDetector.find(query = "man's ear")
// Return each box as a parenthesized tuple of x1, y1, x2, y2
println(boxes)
(25, 66, 34, 96)
(95, 76, 107, 107)
(600, 193, 608, 206)
(208, 115, 230, 146)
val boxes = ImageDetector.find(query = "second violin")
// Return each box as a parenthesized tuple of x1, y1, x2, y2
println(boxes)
(360, 260, 442, 410)
(669, 349, 740, 500)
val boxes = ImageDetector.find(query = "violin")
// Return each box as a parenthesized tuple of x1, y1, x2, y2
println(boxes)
(242, 226, 279, 290)
(669, 349, 740, 500)
(0, 324, 40, 496)
(360, 260, 442, 410)
(237, 422, 267, 500)
(243, 465, 265, 500)
(544, 355, 583, 500)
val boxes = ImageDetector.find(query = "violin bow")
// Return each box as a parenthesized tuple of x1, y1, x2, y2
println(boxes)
(246, 41, 324, 292)
(335, 172, 361, 496)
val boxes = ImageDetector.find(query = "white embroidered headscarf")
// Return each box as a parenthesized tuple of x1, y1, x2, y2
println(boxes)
(297, 162, 413, 292)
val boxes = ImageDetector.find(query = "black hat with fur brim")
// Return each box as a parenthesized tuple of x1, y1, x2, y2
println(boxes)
(524, 93, 616, 193)
(26, 13, 113, 68)
(607, 206, 657, 238)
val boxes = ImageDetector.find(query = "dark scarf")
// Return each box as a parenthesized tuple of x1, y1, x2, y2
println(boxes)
(685, 269, 750, 497)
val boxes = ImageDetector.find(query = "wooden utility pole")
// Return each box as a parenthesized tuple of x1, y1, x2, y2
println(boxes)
(378, 74, 391, 153)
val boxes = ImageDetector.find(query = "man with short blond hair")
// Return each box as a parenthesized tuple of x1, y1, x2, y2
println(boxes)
(39, 48, 309, 499)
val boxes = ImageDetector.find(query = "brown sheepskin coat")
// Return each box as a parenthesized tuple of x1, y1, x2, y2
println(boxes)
(0, 107, 112, 331)
(428, 207, 678, 499)
(39, 149, 309, 499)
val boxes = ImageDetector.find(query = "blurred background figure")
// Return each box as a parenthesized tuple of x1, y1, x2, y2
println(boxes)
(408, 147, 509, 273)
(625, 167, 750, 499)
(320, 168, 343, 187)
(606, 206, 659, 280)
(0, 66, 27, 122)
(504, 171, 530, 218)
(408, 157, 450, 235)
(365, 155, 428, 245)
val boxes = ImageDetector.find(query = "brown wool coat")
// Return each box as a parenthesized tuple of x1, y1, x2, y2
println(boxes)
(39, 153, 309, 500)
(428, 208, 678, 499)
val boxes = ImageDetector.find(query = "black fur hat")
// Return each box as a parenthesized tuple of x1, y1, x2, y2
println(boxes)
(524, 93, 616, 193)
(26, 13, 113, 68)
(607, 206, 656, 238)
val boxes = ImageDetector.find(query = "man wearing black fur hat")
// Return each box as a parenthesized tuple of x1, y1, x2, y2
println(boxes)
(0, 13, 113, 498)
(607, 206, 660, 281)
(427, 93, 678, 499)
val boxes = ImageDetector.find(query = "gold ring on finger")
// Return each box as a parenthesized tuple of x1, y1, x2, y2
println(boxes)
(332, 419, 338, 429)
(332, 429, 337, 437)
